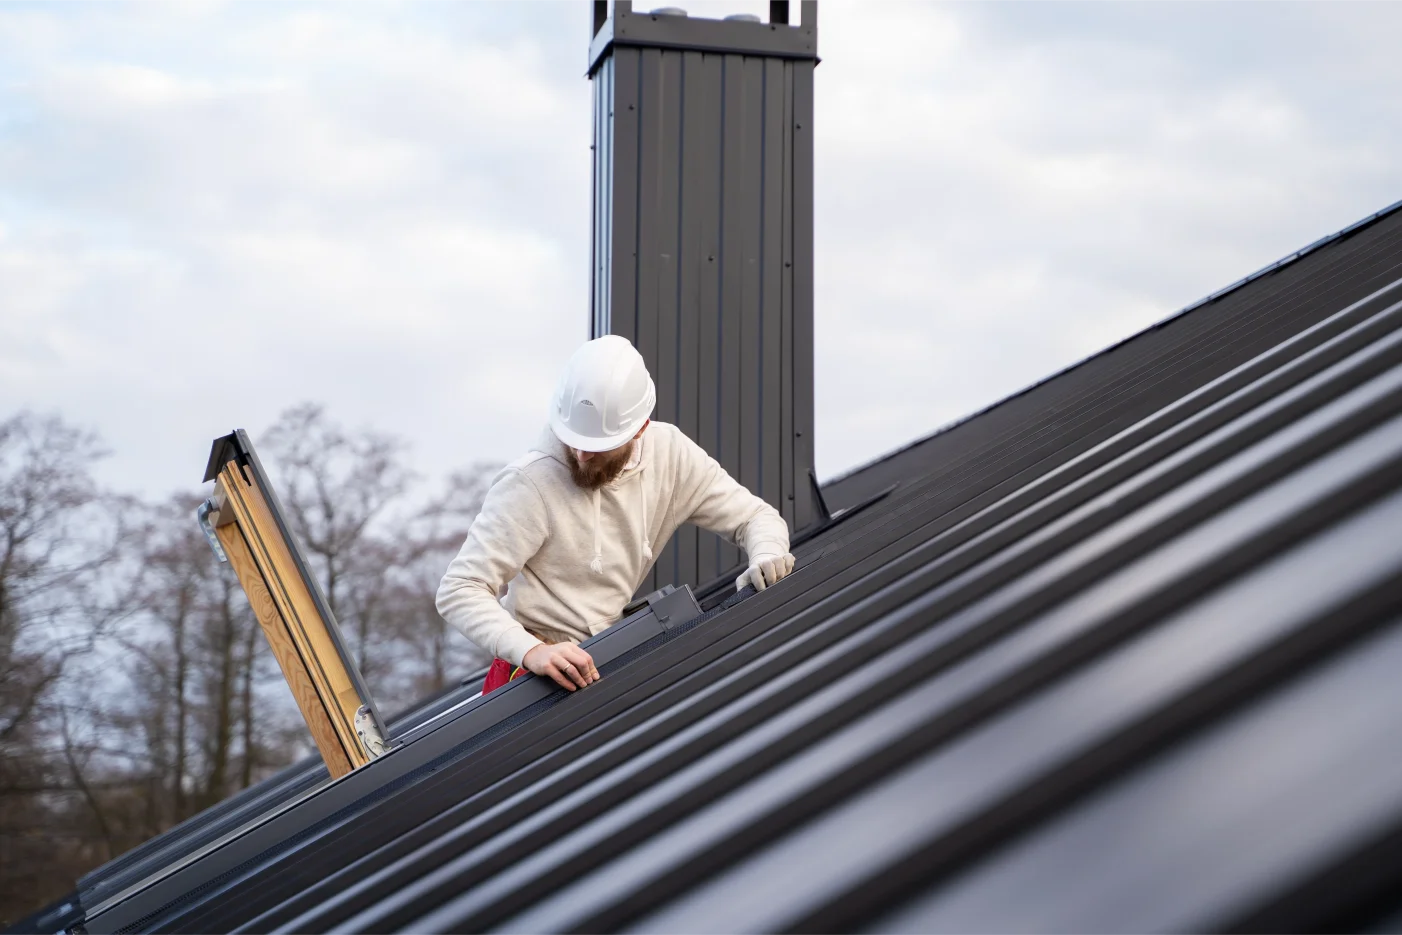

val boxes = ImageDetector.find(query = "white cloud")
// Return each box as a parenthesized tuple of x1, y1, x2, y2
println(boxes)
(0, 2, 592, 497)
(1, 1, 1400, 499)
(813, 1, 1402, 478)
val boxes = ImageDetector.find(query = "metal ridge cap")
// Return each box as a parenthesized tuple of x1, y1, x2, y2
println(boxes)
(1176, 197, 1402, 317)
(822, 197, 1402, 493)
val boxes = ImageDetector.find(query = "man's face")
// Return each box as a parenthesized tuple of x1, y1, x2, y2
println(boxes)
(568, 439, 634, 491)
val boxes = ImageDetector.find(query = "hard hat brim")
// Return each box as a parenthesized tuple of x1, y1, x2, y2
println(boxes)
(548, 414, 643, 453)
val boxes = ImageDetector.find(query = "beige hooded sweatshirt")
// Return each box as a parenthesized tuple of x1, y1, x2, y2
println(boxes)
(435, 421, 790, 667)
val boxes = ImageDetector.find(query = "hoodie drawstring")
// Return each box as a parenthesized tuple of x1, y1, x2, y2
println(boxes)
(588, 461, 651, 575)
(590, 489, 604, 575)
(639, 470, 653, 563)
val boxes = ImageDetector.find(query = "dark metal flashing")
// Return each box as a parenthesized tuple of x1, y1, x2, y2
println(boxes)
(646, 584, 703, 631)
(201, 431, 248, 484)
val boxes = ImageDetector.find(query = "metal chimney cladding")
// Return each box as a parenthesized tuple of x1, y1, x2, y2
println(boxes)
(588, 1, 821, 595)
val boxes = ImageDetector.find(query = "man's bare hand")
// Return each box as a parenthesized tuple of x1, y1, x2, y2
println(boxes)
(522, 642, 600, 692)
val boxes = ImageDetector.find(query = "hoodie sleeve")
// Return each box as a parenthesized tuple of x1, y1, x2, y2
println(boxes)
(673, 430, 791, 559)
(435, 467, 550, 668)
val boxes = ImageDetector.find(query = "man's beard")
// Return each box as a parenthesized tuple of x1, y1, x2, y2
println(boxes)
(568, 440, 635, 491)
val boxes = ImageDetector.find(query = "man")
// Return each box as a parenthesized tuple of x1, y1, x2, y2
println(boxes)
(437, 335, 795, 693)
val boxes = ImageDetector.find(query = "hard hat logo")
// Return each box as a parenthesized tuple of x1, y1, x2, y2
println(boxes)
(550, 336, 656, 453)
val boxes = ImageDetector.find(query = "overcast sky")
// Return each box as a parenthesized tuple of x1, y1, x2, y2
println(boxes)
(3, 1, 1401, 501)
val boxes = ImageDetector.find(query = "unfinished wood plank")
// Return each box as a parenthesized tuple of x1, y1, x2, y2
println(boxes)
(216, 520, 355, 778)
(216, 467, 368, 769)
(235, 470, 363, 715)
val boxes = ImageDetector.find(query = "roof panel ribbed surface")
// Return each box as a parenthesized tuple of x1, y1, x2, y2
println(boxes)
(20, 201, 1402, 935)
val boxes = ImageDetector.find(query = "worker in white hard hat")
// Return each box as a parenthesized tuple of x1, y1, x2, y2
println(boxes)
(436, 335, 794, 693)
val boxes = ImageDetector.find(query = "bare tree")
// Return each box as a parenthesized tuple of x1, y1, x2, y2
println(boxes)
(108, 495, 306, 837)
(260, 403, 412, 688)
(0, 413, 117, 743)
(391, 465, 498, 697)
(0, 405, 500, 924)
(257, 405, 499, 711)
(0, 412, 124, 924)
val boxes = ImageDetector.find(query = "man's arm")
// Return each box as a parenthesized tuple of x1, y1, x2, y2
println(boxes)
(437, 469, 601, 691)
(674, 434, 794, 590)
(435, 469, 550, 668)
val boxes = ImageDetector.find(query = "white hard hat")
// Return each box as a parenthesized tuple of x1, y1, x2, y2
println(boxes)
(549, 336, 657, 452)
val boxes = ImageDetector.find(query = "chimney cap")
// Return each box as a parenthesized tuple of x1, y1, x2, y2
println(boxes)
(589, 0, 817, 75)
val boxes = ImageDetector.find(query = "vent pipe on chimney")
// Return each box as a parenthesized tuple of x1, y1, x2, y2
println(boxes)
(588, 1, 819, 595)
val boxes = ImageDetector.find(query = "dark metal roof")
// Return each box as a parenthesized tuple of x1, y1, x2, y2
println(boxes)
(23, 200, 1402, 934)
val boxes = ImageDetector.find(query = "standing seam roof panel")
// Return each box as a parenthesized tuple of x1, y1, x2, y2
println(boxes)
(43, 203, 1402, 935)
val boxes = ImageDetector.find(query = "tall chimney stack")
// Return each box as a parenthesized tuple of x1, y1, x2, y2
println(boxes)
(588, 0, 820, 594)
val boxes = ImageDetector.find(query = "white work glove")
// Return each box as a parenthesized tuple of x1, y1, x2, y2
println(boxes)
(735, 552, 795, 592)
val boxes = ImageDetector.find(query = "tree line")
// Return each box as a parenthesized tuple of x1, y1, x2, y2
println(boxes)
(0, 404, 496, 925)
